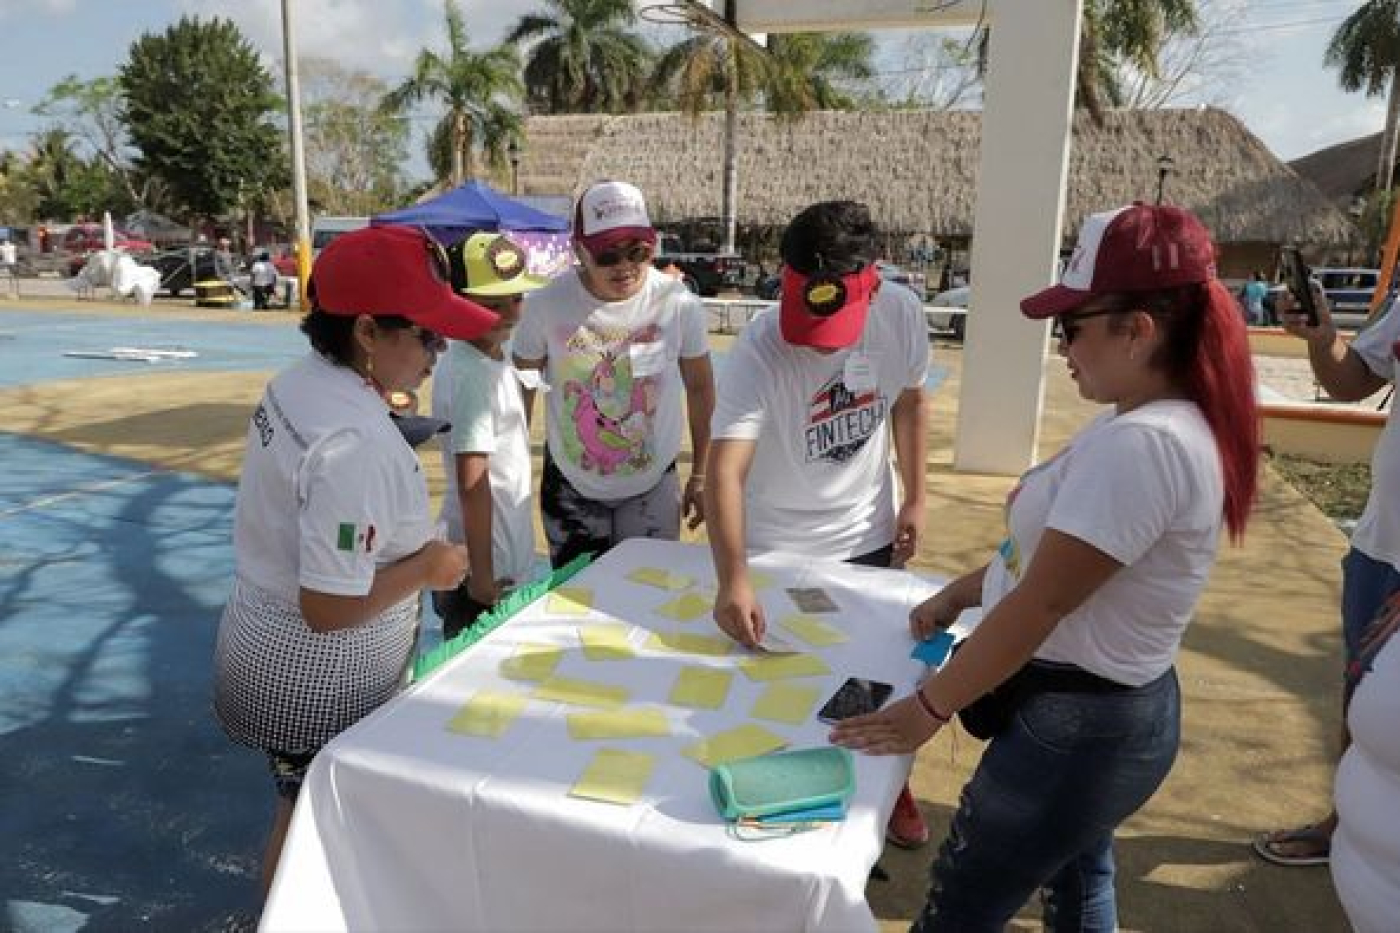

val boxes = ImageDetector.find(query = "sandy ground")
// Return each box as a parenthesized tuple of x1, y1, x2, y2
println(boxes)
(0, 292, 1352, 931)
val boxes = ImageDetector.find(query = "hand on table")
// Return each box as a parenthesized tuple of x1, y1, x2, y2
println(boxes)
(828, 694, 943, 756)
(713, 579, 766, 648)
(909, 589, 962, 641)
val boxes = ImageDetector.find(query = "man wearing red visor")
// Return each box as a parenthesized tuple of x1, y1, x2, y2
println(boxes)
(704, 200, 932, 848)
(514, 181, 715, 568)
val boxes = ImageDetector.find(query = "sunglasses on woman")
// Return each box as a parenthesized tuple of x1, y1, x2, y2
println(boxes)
(1057, 308, 1121, 345)
(409, 325, 447, 353)
(590, 242, 654, 267)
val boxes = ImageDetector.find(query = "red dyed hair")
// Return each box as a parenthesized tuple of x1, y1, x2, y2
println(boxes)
(1135, 280, 1259, 541)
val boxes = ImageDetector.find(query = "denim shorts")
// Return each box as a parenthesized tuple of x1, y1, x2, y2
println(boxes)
(1341, 547, 1400, 664)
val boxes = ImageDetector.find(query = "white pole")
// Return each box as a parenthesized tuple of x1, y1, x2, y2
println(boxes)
(281, 0, 312, 311)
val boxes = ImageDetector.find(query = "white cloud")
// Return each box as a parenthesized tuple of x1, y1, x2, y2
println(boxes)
(0, 0, 77, 19)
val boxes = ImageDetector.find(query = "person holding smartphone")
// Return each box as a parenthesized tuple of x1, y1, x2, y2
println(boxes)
(513, 180, 715, 568)
(1252, 276, 1400, 869)
(831, 202, 1260, 931)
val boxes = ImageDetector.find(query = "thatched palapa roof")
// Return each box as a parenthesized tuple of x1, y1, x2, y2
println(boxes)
(1289, 131, 1384, 204)
(520, 108, 1352, 245)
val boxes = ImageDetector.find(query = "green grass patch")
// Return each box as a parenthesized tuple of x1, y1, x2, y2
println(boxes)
(1268, 453, 1371, 523)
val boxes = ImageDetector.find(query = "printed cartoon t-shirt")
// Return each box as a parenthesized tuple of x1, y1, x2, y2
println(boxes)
(514, 265, 709, 500)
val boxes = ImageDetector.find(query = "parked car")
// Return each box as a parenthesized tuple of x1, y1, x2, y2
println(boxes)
(1265, 267, 1384, 330)
(926, 285, 969, 341)
(653, 233, 746, 296)
(148, 247, 223, 296)
(63, 223, 154, 275)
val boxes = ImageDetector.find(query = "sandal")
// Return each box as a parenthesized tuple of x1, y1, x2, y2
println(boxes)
(1251, 823, 1331, 867)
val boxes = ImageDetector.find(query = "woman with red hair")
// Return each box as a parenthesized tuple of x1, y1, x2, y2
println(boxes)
(832, 203, 1258, 932)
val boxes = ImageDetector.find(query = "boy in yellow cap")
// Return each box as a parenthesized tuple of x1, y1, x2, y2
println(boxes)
(431, 232, 549, 638)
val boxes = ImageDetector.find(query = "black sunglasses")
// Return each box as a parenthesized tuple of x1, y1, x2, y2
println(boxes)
(591, 242, 654, 267)
(1057, 307, 1122, 345)
(409, 325, 447, 353)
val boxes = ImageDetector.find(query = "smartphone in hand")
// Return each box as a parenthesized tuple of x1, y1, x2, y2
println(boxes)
(1280, 246, 1319, 326)
(817, 677, 894, 724)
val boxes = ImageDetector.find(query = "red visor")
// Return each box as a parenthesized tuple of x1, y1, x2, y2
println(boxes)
(778, 265, 880, 349)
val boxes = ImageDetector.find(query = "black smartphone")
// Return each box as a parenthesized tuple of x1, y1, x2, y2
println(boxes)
(1280, 246, 1319, 326)
(817, 677, 894, 723)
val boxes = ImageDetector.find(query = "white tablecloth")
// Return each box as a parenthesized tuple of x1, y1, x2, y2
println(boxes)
(262, 539, 944, 933)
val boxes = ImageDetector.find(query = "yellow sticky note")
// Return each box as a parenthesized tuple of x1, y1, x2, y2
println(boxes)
(738, 653, 832, 682)
(570, 748, 655, 806)
(567, 706, 672, 740)
(750, 682, 822, 725)
(655, 592, 713, 622)
(533, 676, 630, 709)
(445, 691, 528, 738)
(580, 623, 635, 661)
(647, 630, 732, 658)
(682, 724, 788, 769)
(500, 643, 563, 682)
(779, 613, 850, 648)
(627, 566, 695, 591)
(669, 666, 733, 709)
(548, 586, 594, 615)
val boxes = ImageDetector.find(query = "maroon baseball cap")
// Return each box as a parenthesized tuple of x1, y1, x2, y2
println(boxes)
(779, 264, 881, 349)
(574, 180, 657, 255)
(1021, 203, 1218, 319)
(311, 225, 499, 339)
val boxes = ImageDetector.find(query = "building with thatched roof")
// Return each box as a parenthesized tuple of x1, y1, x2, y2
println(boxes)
(1289, 131, 1389, 206)
(518, 107, 1352, 278)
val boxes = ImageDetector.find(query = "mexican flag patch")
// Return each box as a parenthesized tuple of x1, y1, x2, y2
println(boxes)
(337, 522, 377, 552)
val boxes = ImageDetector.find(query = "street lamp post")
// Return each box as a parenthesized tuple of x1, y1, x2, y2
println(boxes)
(507, 140, 521, 196)
(1155, 154, 1175, 205)
(280, 0, 312, 311)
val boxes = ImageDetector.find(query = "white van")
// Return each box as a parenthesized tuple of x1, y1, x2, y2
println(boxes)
(310, 216, 369, 257)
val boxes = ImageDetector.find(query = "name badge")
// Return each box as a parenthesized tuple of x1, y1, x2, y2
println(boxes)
(629, 341, 669, 377)
(843, 352, 875, 392)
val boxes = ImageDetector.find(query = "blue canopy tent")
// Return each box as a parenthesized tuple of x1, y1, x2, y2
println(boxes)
(372, 180, 573, 278)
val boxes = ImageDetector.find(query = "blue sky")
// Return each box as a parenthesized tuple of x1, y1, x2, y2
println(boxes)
(0, 0, 1379, 185)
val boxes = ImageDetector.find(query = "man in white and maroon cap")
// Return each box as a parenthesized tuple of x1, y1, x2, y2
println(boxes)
(513, 180, 715, 568)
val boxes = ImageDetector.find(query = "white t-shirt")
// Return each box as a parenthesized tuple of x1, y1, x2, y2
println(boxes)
(233, 352, 435, 600)
(513, 266, 710, 500)
(981, 400, 1224, 686)
(1333, 634, 1400, 933)
(710, 285, 929, 558)
(1347, 306, 1400, 569)
(431, 341, 536, 586)
(251, 259, 278, 287)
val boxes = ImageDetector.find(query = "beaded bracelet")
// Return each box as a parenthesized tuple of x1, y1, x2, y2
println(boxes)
(914, 686, 952, 725)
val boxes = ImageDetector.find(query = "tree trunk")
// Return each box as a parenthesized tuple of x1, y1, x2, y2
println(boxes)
(1377, 69, 1400, 193)
(451, 109, 467, 186)
(721, 0, 739, 256)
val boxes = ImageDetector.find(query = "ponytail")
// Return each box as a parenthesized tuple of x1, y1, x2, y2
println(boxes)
(1185, 280, 1259, 541)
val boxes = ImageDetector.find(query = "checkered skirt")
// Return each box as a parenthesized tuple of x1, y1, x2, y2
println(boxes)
(213, 577, 419, 754)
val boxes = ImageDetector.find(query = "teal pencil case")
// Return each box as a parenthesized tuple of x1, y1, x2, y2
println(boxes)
(709, 746, 855, 822)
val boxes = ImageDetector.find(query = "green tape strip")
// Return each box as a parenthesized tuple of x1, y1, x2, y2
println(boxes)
(411, 552, 594, 683)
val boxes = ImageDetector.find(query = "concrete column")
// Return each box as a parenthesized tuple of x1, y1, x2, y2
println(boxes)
(953, 0, 1083, 474)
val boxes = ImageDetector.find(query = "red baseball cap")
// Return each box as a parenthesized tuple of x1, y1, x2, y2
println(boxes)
(574, 180, 657, 255)
(1021, 203, 1218, 319)
(778, 264, 881, 349)
(311, 225, 499, 339)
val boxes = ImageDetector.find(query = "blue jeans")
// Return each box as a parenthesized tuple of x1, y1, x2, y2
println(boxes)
(913, 667, 1181, 933)
(1341, 547, 1400, 664)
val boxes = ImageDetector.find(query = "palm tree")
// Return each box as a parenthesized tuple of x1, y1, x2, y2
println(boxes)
(507, 0, 653, 114)
(1325, 0, 1400, 194)
(383, 0, 522, 186)
(764, 33, 875, 114)
(652, 19, 874, 253)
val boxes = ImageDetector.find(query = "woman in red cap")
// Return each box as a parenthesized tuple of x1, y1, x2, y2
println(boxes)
(832, 202, 1259, 932)
(212, 225, 497, 898)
